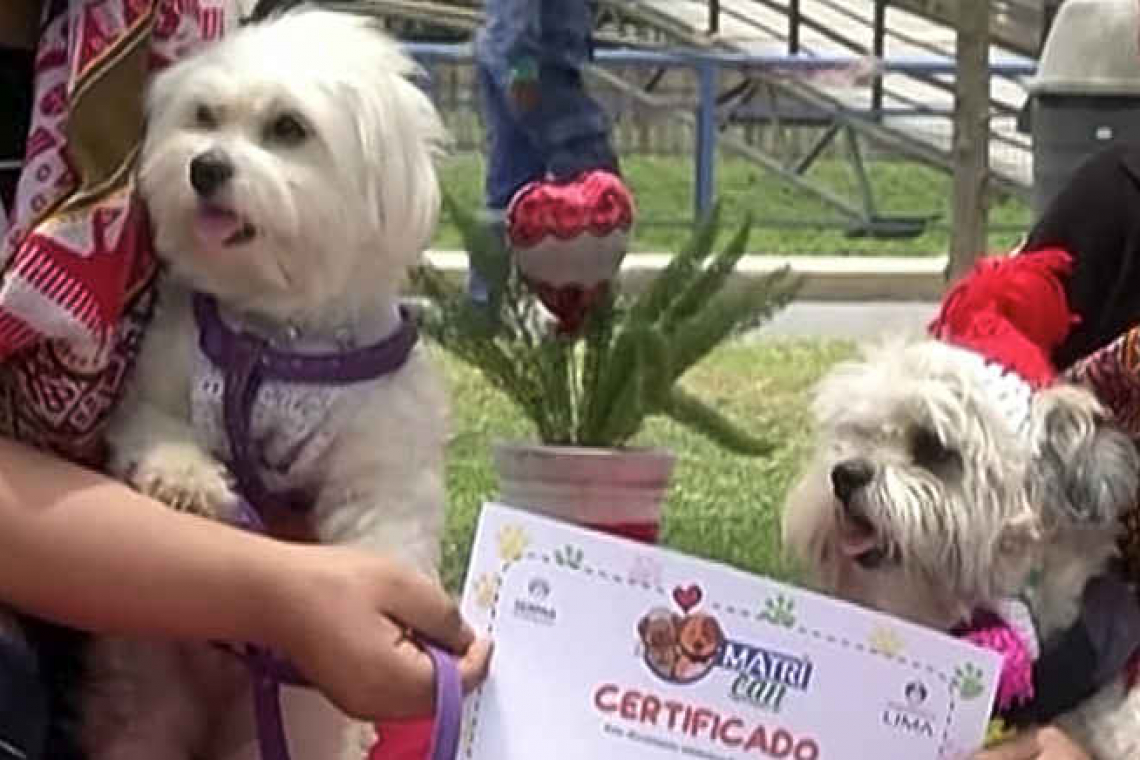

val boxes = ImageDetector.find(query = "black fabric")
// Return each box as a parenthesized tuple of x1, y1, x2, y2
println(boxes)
(0, 46, 35, 213)
(1023, 142, 1140, 370)
(1079, 570, 1140, 687)
(0, 631, 47, 760)
(244, 0, 298, 22)
(1001, 571, 1140, 727)
(1004, 619, 1099, 727)
(25, 622, 87, 760)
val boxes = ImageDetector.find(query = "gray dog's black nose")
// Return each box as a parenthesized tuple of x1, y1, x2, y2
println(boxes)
(189, 150, 233, 197)
(831, 460, 873, 503)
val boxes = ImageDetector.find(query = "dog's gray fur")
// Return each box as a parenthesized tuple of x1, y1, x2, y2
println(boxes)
(783, 337, 1140, 758)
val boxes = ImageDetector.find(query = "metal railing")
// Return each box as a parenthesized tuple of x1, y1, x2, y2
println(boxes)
(408, 43, 1038, 220)
(0, 43, 1040, 239)
(723, 0, 1056, 58)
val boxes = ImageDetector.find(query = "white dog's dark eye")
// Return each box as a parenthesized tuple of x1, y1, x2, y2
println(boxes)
(911, 428, 959, 469)
(195, 104, 217, 129)
(266, 114, 308, 145)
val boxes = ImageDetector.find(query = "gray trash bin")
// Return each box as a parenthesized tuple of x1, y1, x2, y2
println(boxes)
(1030, 0, 1140, 218)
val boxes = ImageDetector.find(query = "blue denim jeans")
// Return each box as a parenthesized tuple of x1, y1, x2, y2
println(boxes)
(476, 61, 617, 210)
(470, 0, 619, 302)
(469, 60, 619, 301)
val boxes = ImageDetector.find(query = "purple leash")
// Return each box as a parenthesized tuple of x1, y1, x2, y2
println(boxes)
(227, 498, 464, 760)
(193, 294, 462, 760)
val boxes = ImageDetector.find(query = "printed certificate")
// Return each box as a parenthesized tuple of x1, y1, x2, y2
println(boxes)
(459, 503, 1001, 760)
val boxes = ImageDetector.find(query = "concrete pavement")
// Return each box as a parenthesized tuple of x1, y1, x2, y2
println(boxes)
(418, 252, 943, 341)
(422, 251, 949, 303)
(750, 300, 936, 340)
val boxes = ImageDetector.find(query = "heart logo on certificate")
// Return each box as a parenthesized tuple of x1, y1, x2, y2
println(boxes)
(672, 584, 703, 613)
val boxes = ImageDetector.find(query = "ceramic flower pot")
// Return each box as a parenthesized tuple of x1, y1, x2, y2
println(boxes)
(491, 441, 675, 544)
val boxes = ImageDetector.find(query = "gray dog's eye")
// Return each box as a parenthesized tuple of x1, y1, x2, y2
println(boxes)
(910, 427, 959, 470)
(265, 113, 308, 145)
(194, 104, 217, 130)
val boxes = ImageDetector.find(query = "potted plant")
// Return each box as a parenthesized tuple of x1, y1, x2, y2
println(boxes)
(412, 194, 800, 543)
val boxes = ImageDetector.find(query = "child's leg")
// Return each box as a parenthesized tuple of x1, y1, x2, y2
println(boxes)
(524, 65, 620, 182)
(520, 0, 620, 181)
(472, 60, 546, 302)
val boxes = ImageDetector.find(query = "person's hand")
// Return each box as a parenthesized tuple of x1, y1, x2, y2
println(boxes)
(507, 57, 539, 112)
(509, 79, 540, 112)
(972, 726, 1091, 760)
(269, 545, 492, 721)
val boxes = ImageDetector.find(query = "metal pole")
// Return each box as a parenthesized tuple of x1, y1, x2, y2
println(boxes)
(871, 0, 886, 119)
(694, 60, 719, 220)
(789, 0, 801, 54)
(949, 0, 990, 281)
(708, 0, 719, 35)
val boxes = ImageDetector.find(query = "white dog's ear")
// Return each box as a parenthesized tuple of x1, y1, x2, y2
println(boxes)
(1029, 384, 1139, 526)
(345, 23, 450, 261)
(142, 59, 193, 143)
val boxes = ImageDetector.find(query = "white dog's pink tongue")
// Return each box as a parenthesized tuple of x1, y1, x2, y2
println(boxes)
(837, 520, 880, 557)
(196, 205, 243, 245)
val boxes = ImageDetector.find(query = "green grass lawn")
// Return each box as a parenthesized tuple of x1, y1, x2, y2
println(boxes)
(434, 153, 1031, 257)
(437, 337, 854, 594)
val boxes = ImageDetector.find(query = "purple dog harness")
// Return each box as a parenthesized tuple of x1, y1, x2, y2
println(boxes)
(193, 294, 463, 760)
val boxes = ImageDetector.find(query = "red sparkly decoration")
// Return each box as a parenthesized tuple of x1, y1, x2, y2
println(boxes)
(507, 170, 634, 333)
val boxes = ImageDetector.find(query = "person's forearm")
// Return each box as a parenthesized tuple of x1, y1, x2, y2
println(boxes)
(0, 437, 291, 644)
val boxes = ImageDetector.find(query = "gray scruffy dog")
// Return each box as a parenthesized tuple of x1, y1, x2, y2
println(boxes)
(783, 336, 1140, 758)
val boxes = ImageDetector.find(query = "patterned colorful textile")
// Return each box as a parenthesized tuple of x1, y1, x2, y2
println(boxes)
(1066, 325, 1140, 438)
(0, 0, 225, 464)
(1064, 325, 1140, 579)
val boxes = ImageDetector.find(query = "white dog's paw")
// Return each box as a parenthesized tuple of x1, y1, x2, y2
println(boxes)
(124, 442, 239, 521)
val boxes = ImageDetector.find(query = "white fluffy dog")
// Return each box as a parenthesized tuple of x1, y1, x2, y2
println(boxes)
(783, 337, 1140, 758)
(81, 8, 449, 760)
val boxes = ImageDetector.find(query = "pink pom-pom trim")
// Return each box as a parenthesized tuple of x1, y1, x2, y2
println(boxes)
(956, 610, 1035, 711)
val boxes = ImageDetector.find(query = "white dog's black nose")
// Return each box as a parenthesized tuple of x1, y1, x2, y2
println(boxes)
(189, 150, 233, 197)
(831, 460, 873, 503)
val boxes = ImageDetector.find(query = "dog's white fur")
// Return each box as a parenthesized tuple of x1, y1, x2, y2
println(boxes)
(784, 337, 1140, 758)
(82, 9, 449, 760)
